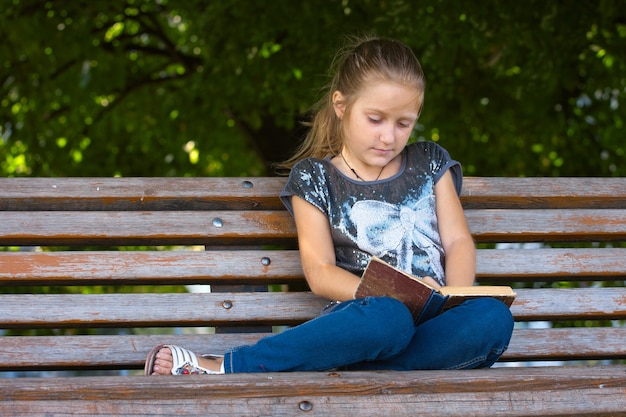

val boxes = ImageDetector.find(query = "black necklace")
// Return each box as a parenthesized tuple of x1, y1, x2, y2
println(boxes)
(340, 152, 386, 182)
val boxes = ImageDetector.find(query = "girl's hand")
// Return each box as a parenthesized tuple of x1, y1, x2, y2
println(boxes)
(422, 276, 441, 289)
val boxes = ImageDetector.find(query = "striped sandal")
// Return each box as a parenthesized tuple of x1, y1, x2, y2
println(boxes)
(144, 344, 223, 375)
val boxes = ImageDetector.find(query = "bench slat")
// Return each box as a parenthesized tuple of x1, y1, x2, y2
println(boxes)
(0, 177, 287, 211)
(461, 177, 626, 209)
(477, 247, 626, 280)
(2, 177, 625, 211)
(502, 327, 626, 362)
(0, 250, 304, 285)
(2, 248, 624, 286)
(2, 367, 626, 417)
(1, 209, 624, 246)
(0, 292, 328, 328)
(1, 288, 625, 328)
(0, 211, 297, 246)
(465, 209, 626, 242)
(1, 327, 624, 371)
(510, 287, 626, 321)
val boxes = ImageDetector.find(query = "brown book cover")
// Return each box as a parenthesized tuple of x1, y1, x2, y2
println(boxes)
(355, 256, 516, 324)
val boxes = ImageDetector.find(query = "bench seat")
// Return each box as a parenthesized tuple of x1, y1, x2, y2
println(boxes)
(1, 176, 625, 416)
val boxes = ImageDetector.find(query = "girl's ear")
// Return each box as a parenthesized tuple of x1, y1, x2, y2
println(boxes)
(332, 91, 346, 119)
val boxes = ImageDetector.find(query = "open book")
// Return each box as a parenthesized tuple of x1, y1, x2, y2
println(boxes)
(355, 256, 516, 325)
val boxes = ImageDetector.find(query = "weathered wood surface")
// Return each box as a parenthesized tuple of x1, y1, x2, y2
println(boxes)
(2, 177, 626, 210)
(2, 327, 626, 371)
(465, 209, 626, 242)
(461, 176, 626, 209)
(0, 210, 298, 246)
(0, 250, 304, 285)
(476, 247, 626, 280)
(1, 208, 625, 246)
(1, 176, 625, 417)
(0, 177, 288, 211)
(2, 247, 625, 286)
(1, 288, 625, 329)
(2, 366, 626, 417)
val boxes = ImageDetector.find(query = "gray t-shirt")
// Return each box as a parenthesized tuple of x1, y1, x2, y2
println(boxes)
(280, 141, 462, 286)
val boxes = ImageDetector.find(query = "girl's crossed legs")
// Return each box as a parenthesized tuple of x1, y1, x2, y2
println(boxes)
(149, 296, 513, 375)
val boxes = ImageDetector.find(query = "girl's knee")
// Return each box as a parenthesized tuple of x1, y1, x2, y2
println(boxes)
(361, 296, 414, 338)
(467, 297, 513, 322)
(354, 296, 414, 358)
(466, 298, 514, 345)
(484, 298, 514, 331)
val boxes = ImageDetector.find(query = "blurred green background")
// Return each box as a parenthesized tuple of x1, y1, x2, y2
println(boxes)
(1, 0, 624, 178)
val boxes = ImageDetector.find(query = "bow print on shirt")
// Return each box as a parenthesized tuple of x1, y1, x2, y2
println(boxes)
(349, 195, 445, 284)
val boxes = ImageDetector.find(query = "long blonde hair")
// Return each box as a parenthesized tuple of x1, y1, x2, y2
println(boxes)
(281, 36, 426, 169)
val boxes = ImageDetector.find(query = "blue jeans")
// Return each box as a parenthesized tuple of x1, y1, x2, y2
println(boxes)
(222, 296, 513, 373)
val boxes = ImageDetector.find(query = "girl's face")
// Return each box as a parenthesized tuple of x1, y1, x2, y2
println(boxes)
(333, 81, 422, 174)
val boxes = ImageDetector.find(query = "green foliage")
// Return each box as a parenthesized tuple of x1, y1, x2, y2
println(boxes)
(1, 0, 625, 177)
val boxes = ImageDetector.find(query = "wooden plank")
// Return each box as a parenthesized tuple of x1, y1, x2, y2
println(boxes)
(0, 334, 268, 371)
(461, 177, 626, 209)
(0, 210, 297, 246)
(2, 177, 626, 211)
(476, 247, 626, 281)
(1, 288, 625, 329)
(1, 327, 625, 371)
(502, 327, 626, 362)
(0, 250, 304, 286)
(0, 292, 328, 328)
(2, 248, 624, 286)
(2, 209, 625, 247)
(1, 366, 626, 416)
(0, 177, 287, 211)
(466, 209, 626, 242)
(509, 287, 626, 321)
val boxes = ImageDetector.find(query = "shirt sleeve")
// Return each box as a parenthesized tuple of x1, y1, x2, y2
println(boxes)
(279, 158, 330, 217)
(429, 142, 463, 196)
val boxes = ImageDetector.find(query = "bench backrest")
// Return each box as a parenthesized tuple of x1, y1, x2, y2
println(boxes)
(1, 177, 625, 375)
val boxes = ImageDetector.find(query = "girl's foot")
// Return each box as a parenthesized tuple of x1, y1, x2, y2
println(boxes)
(146, 345, 224, 375)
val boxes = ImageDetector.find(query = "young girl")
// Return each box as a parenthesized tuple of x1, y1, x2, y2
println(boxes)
(145, 36, 514, 375)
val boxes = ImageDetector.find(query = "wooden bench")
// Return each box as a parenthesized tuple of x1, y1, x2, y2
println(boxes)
(1, 176, 625, 416)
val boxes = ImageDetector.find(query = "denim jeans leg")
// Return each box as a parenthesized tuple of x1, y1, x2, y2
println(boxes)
(349, 297, 514, 371)
(222, 296, 415, 373)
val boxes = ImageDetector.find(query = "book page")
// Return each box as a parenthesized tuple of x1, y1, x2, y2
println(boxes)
(439, 286, 516, 297)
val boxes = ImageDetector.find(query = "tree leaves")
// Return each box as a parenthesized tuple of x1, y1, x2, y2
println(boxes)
(1, 0, 624, 177)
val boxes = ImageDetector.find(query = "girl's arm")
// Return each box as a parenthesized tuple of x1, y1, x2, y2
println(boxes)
(434, 170, 476, 287)
(291, 195, 361, 301)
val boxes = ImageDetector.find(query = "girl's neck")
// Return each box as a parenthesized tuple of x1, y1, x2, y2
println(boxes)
(340, 152, 386, 182)
(336, 150, 402, 182)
